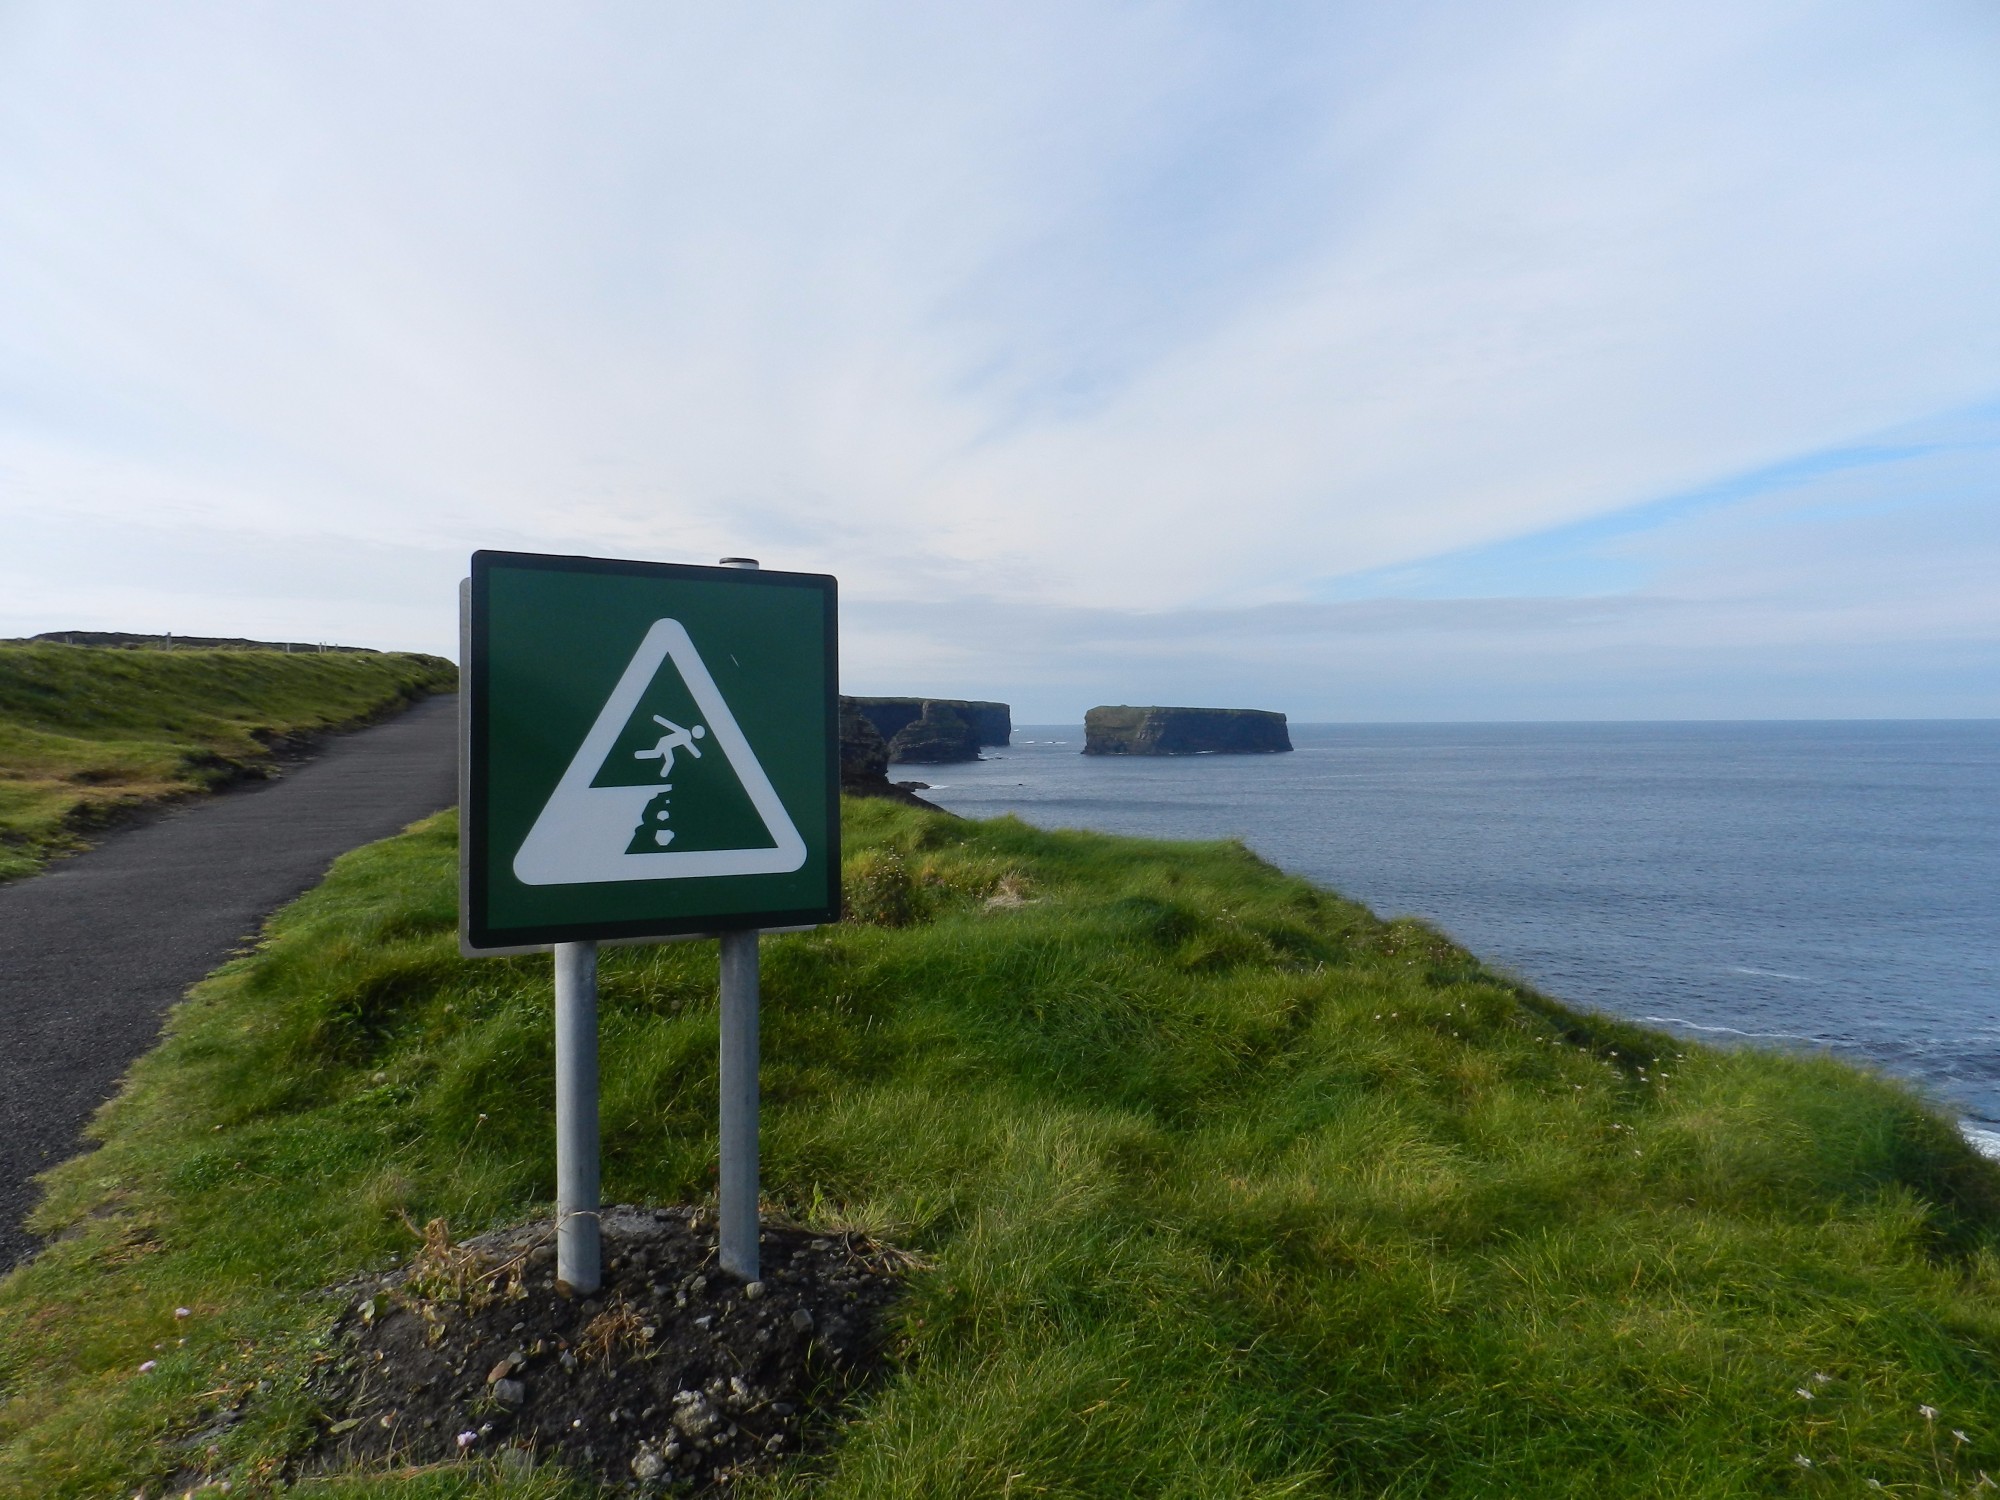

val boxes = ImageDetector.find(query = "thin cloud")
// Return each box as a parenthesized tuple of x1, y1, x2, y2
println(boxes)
(0, 1, 1995, 714)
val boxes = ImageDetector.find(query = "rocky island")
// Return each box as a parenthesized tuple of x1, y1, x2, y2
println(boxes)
(1083, 705, 1292, 756)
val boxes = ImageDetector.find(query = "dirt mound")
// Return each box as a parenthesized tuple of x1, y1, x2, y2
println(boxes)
(309, 1205, 913, 1493)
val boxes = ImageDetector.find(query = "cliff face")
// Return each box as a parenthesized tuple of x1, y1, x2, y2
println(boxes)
(838, 700, 943, 809)
(886, 702, 981, 763)
(848, 697, 1010, 748)
(1083, 705, 1292, 756)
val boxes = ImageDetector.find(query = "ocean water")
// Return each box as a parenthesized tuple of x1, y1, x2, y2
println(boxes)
(907, 721, 2000, 1133)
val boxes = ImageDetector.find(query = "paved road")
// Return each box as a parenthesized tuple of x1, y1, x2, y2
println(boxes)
(0, 693, 459, 1268)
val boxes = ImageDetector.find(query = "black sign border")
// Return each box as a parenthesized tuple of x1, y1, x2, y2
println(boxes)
(462, 549, 841, 953)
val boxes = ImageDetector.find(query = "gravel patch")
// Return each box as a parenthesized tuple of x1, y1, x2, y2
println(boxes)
(308, 1204, 913, 1493)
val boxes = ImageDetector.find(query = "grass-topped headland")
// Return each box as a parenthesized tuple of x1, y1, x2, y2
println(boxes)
(4, 798, 2000, 1495)
(0, 642, 456, 880)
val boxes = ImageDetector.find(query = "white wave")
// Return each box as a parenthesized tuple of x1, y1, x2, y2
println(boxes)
(1962, 1124, 2000, 1161)
(1727, 966, 1813, 982)
(1642, 1015, 1822, 1044)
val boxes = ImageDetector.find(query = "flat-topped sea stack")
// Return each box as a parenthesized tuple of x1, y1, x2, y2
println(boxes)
(1084, 705, 1292, 756)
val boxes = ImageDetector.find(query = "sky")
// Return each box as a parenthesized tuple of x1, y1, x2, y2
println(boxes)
(1, 1, 1996, 720)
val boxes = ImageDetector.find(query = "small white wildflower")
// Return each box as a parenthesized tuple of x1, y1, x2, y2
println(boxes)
(1796, 1388, 1815, 1400)
(1956, 1430, 1972, 1445)
(1812, 1372, 1832, 1386)
(1794, 1454, 1813, 1469)
(137, 1360, 157, 1374)
(456, 1430, 478, 1449)
(1921, 1404, 1940, 1422)
(174, 1307, 191, 1319)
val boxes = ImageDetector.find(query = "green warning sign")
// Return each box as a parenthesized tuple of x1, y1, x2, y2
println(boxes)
(462, 551, 839, 952)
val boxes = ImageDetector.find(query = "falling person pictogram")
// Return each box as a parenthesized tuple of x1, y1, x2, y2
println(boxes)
(633, 715, 705, 776)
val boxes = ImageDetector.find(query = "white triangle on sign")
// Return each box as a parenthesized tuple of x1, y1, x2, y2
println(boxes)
(511, 618, 808, 886)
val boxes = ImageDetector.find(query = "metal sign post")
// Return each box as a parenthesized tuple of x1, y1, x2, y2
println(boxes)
(553, 939, 601, 1294)
(717, 927, 759, 1280)
(461, 549, 837, 1292)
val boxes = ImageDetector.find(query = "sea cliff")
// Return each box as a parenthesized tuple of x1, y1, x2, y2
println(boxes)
(1083, 704, 1292, 756)
(848, 697, 1011, 748)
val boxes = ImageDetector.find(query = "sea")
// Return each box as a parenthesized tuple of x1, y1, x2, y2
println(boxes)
(905, 721, 2000, 1148)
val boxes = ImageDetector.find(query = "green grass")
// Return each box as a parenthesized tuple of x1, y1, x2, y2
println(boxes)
(0, 644, 457, 880)
(6, 799, 2000, 1496)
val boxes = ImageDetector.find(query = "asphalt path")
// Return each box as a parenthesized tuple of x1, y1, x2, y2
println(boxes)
(0, 692, 459, 1268)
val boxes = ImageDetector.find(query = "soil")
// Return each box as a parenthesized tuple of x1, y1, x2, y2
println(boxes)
(306, 1206, 914, 1494)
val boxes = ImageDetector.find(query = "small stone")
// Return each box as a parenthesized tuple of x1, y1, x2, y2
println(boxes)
(766, 1433, 787, 1453)
(672, 1395, 723, 1441)
(631, 1447, 666, 1481)
(791, 1308, 814, 1332)
(772, 1401, 796, 1417)
(743, 1281, 765, 1301)
(694, 1314, 712, 1330)
(491, 1378, 527, 1409)
(486, 1356, 518, 1384)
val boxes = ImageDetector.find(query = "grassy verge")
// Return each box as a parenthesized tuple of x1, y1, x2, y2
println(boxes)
(0, 644, 457, 880)
(4, 799, 2000, 1496)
